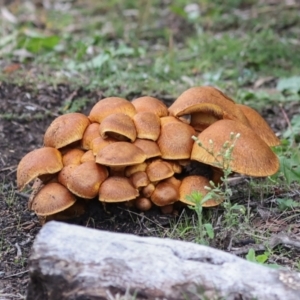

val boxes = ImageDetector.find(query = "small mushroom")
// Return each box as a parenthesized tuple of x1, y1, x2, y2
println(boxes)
(133, 111, 161, 141)
(179, 175, 222, 207)
(134, 197, 152, 211)
(30, 182, 76, 216)
(131, 96, 168, 117)
(146, 159, 174, 182)
(99, 113, 137, 142)
(150, 180, 179, 206)
(142, 183, 156, 198)
(89, 97, 136, 123)
(125, 162, 148, 177)
(17, 147, 63, 191)
(67, 161, 109, 199)
(157, 116, 196, 160)
(99, 176, 139, 202)
(62, 148, 85, 166)
(191, 119, 280, 177)
(44, 113, 90, 149)
(91, 136, 117, 156)
(133, 139, 162, 159)
(80, 150, 95, 163)
(130, 171, 150, 189)
(81, 122, 101, 150)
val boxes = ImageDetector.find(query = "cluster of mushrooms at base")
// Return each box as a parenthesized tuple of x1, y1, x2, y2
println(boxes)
(17, 86, 281, 223)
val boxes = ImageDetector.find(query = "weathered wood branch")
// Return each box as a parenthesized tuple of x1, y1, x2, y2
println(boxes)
(27, 221, 300, 300)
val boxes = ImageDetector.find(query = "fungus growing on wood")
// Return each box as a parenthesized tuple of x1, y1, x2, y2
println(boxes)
(17, 147, 63, 191)
(44, 113, 90, 149)
(89, 97, 136, 123)
(191, 119, 280, 177)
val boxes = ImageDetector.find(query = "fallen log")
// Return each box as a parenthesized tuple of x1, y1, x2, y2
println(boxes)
(27, 221, 300, 300)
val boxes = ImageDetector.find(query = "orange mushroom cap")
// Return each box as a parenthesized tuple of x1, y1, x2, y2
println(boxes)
(150, 180, 179, 206)
(146, 159, 174, 182)
(89, 97, 136, 123)
(99, 113, 137, 142)
(236, 104, 280, 147)
(67, 161, 109, 199)
(30, 182, 77, 216)
(44, 113, 90, 149)
(179, 175, 222, 207)
(17, 147, 63, 191)
(81, 122, 101, 150)
(99, 176, 139, 202)
(133, 111, 161, 141)
(131, 96, 168, 117)
(133, 139, 162, 159)
(157, 116, 196, 159)
(62, 148, 85, 166)
(191, 119, 280, 177)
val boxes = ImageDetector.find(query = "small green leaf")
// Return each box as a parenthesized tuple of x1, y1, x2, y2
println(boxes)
(204, 223, 214, 239)
(277, 76, 300, 93)
(246, 248, 257, 263)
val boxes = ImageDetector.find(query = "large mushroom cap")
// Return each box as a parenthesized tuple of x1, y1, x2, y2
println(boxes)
(179, 175, 222, 207)
(168, 86, 249, 127)
(89, 97, 136, 123)
(131, 96, 168, 117)
(99, 176, 139, 202)
(17, 147, 63, 191)
(99, 113, 137, 142)
(67, 161, 108, 199)
(133, 139, 162, 159)
(96, 142, 147, 167)
(191, 119, 280, 177)
(31, 182, 76, 216)
(44, 113, 90, 148)
(157, 116, 196, 159)
(236, 104, 280, 147)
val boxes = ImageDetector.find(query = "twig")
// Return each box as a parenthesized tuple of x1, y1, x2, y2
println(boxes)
(4, 270, 29, 279)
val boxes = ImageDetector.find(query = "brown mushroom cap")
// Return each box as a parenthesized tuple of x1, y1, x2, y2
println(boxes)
(142, 183, 156, 198)
(99, 176, 139, 202)
(96, 141, 147, 167)
(30, 182, 76, 216)
(131, 96, 168, 117)
(81, 122, 101, 150)
(157, 116, 196, 159)
(134, 197, 152, 211)
(80, 150, 95, 163)
(150, 181, 179, 206)
(133, 139, 162, 159)
(44, 113, 90, 148)
(130, 171, 150, 189)
(67, 161, 109, 199)
(125, 162, 148, 177)
(62, 148, 85, 166)
(99, 113, 137, 142)
(133, 111, 161, 141)
(236, 104, 280, 147)
(168, 86, 249, 127)
(17, 147, 63, 191)
(191, 119, 280, 177)
(57, 164, 77, 187)
(91, 136, 117, 156)
(146, 159, 174, 182)
(89, 97, 136, 123)
(179, 175, 222, 207)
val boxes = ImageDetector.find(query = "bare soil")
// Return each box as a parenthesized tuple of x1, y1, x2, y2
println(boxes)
(0, 81, 300, 299)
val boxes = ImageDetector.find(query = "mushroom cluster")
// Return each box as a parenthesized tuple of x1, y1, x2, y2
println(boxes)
(17, 86, 280, 222)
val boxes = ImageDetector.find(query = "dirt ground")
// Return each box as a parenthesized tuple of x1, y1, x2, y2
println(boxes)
(1, 79, 300, 299)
